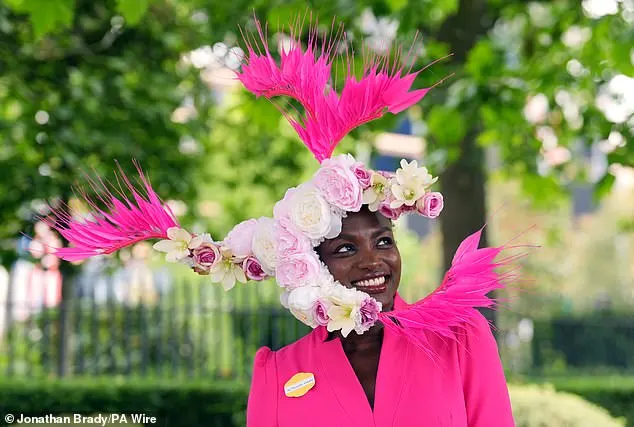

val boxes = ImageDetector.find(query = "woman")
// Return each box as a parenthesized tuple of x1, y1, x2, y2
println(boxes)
(41, 14, 519, 427)
(246, 206, 515, 426)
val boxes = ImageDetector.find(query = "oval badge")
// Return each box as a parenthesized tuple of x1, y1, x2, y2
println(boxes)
(284, 372, 316, 398)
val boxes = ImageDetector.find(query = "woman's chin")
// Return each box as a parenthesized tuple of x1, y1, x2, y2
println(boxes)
(369, 290, 396, 312)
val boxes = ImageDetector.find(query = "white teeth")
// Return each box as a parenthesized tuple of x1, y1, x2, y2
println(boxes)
(355, 276, 386, 287)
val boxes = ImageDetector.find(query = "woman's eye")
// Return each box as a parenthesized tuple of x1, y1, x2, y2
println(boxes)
(335, 244, 354, 254)
(377, 237, 393, 247)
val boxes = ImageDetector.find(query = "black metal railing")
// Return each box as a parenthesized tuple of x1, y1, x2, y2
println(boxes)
(2, 272, 633, 380)
(0, 274, 310, 381)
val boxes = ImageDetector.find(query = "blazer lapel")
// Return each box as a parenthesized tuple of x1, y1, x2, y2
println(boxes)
(315, 293, 411, 427)
(373, 292, 411, 426)
(316, 326, 376, 426)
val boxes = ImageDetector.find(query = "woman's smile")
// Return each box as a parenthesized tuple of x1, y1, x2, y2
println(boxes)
(350, 273, 390, 294)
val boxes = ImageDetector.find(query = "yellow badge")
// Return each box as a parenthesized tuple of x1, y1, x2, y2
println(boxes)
(284, 372, 316, 397)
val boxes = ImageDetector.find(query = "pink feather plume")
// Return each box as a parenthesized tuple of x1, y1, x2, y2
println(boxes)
(378, 227, 525, 361)
(41, 162, 180, 262)
(236, 15, 431, 163)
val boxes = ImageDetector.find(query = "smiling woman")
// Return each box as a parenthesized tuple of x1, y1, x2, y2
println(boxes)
(40, 13, 520, 427)
(247, 206, 516, 426)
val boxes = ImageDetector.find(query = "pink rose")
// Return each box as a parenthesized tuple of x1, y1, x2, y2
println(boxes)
(275, 223, 312, 259)
(352, 162, 372, 189)
(378, 192, 418, 220)
(378, 202, 402, 220)
(224, 218, 258, 258)
(416, 192, 444, 218)
(312, 300, 330, 326)
(276, 252, 322, 289)
(359, 298, 381, 329)
(377, 192, 409, 220)
(192, 243, 221, 274)
(243, 256, 267, 281)
(313, 156, 363, 212)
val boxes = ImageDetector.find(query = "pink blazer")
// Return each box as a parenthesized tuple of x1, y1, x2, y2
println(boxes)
(247, 293, 515, 426)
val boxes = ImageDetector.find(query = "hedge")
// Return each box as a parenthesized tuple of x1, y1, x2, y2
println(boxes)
(0, 376, 631, 427)
(531, 314, 634, 373)
(0, 377, 249, 427)
(509, 383, 625, 426)
(539, 376, 634, 427)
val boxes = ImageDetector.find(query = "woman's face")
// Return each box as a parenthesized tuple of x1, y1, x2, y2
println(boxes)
(317, 206, 402, 311)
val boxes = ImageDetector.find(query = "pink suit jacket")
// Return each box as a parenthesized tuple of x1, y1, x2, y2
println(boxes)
(247, 293, 515, 426)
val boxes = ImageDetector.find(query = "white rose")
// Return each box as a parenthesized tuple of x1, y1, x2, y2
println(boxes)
(280, 290, 290, 308)
(287, 285, 322, 327)
(288, 183, 342, 242)
(251, 217, 278, 276)
(323, 282, 366, 306)
(288, 285, 321, 310)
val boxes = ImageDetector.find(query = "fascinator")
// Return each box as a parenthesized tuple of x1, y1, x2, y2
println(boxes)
(41, 14, 522, 357)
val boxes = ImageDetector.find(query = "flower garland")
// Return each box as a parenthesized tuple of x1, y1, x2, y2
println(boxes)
(153, 154, 443, 336)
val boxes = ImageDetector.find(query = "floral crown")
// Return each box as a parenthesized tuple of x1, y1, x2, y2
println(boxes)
(43, 15, 519, 354)
(150, 153, 443, 336)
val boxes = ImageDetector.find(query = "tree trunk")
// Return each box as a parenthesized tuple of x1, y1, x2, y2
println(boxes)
(439, 133, 494, 325)
(435, 0, 497, 326)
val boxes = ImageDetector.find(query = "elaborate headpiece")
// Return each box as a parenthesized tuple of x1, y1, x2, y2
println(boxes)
(42, 16, 520, 357)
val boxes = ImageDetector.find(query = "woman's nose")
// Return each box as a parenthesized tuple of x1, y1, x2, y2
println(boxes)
(357, 250, 384, 270)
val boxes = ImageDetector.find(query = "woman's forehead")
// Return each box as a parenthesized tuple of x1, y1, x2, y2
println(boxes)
(341, 209, 392, 233)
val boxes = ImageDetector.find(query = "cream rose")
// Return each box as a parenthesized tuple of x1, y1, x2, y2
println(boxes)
(286, 183, 342, 242)
(251, 217, 278, 276)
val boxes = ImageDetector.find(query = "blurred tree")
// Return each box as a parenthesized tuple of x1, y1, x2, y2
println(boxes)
(0, 0, 218, 265)
(4, 0, 633, 329)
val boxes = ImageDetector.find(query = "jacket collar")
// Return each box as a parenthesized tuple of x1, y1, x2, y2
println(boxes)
(312, 291, 411, 425)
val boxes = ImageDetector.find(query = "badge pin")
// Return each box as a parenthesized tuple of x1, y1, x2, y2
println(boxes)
(284, 372, 316, 397)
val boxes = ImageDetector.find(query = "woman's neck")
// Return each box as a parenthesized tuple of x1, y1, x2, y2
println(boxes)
(329, 323, 385, 353)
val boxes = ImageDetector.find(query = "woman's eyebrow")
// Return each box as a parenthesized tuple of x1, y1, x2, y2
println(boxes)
(333, 233, 355, 241)
(371, 226, 393, 238)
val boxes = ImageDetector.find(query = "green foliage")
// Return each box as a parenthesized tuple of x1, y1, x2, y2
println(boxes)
(194, 90, 318, 238)
(0, 377, 249, 427)
(545, 376, 634, 427)
(4, 0, 156, 38)
(386, 0, 408, 13)
(509, 383, 626, 427)
(488, 177, 634, 319)
(0, 0, 215, 263)
(2, 0, 633, 341)
(115, 0, 154, 26)
(531, 313, 634, 375)
(3, 376, 630, 427)
(427, 106, 467, 146)
(3, 0, 76, 39)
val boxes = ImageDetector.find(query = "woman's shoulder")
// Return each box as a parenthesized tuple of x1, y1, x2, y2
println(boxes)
(253, 327, 322, 369)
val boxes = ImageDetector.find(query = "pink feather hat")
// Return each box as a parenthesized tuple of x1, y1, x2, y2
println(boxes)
(236, 15, 431, 162)
(39, 14, 526, 356)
